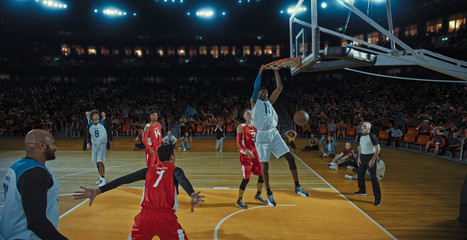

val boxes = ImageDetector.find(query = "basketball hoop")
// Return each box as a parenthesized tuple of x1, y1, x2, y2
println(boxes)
(264, 57, 301, 70)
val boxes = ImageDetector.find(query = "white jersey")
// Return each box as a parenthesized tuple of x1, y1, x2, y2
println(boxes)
(0, 158, 59, 239)
(252, 99, 278, 131)
(89, 120, 108, 146)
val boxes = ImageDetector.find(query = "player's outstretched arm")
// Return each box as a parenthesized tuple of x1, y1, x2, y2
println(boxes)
(74, 168, 148, 206)
(250, 65, 265, 107)
(190, 191, 205, 212)
(269, 69, 283, 105)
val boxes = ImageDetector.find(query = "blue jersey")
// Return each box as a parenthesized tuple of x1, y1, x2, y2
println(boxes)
(252, 99, 278, 131)
(89, 120, 108, 145)
(0, 158, 59, 239)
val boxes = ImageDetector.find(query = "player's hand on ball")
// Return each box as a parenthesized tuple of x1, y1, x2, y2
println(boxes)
(74, 186, 101, 206)
(246, 150, 254, 159)
(190, 191, 205, 212)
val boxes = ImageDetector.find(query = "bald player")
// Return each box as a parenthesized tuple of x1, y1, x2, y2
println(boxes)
(0, 130, 68, 240)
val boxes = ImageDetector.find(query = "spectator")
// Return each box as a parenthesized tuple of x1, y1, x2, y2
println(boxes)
(417, 120, 433, 136)
(179, 132, 192, 151)
(425, 125, 446, 155)
(301, 133, 319, 151)
(319, 135, 337, 158)
(285, 129, 297, 152)
(328, 120, 337, 138)
(328, 142, 357, 170)
(441, 132, 462, 158)
(133, 129, 145, 150)
(215, 123, 225, 152)
(386, 126, 403, 147)
(162, 130, 177, 148)
(337, 120, 346, 140)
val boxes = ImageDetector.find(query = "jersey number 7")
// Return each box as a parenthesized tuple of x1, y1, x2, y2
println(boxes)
(153, 170, 166, 188)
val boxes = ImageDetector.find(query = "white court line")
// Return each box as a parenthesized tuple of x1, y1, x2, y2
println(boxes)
(59, 199, 89, 219)
(213, 204, 297, 240)
(56, 162, 142, 179)
(293, 154, 397, 240)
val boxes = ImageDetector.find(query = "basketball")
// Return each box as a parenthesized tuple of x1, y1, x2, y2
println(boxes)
(294, 110, 309, 126)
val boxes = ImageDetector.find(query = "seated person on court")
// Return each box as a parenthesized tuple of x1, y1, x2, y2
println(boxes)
(133, 129, 145, 151)
(301, 133, 319, 151)
(162, 130, 177, 148)
(319, 135, 337, 158)
(345, 153, 385, 181)
(178, 132, 192, 151)
(285, 129, 297, 152)
(328, 142, 357, 170)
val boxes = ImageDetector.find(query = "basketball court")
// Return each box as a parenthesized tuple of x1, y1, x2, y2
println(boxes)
(1, 137, 466, 239)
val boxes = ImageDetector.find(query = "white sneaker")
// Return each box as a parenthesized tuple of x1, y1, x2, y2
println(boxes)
(347, 165, 355, 170)
(95, 178, 101, 185)
(183, 148, 186, 151)
(178, 147, 182, 150)
(345, 175, 358, 180)
(329, 165, 338, 170)
(98, 177, 106, 187)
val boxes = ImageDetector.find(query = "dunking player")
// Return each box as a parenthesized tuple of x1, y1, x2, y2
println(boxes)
(74, 145, 204, 240)
(89, 110, 108, 187)
(236, 109, 269, 209)
(250, 65, 310, 206)
(142, 110, 162, 166)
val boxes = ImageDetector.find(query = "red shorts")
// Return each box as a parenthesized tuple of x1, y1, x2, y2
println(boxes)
(145, 146, 160, 167)
(131, 209, 187, 240)
(240, 152, 262, 179)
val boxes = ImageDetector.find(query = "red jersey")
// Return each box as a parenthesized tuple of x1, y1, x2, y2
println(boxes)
(239, 123, 257, 155)
(142, 161, 178, 211)
(146, 123, 162, 148)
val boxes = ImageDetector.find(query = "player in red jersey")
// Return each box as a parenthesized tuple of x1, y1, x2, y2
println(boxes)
(142, 110, 162, 166)
(236, 109, 269, 209)
(74, 145, 204, 240)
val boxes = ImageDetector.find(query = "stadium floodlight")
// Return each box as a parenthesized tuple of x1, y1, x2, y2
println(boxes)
(94, 9, 98, 13)
(38, 0, 68, 9)
(102, 8, 128, 17)
(321, 2, 327, 8)
(196, 8, 214, 18)
(287, 6, 306, 14)
(133, 12, 137, 16)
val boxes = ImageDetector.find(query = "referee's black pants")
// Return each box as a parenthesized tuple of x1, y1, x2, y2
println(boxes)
(358, 153, 381, 201)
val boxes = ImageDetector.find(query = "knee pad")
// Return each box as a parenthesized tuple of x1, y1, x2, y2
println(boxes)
(258, 175, 264, 183)
(239, 178, 250, 190)
(284, 152, 297, 170)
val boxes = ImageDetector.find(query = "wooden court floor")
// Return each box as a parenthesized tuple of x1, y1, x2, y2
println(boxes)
(0, 137, 466, 239)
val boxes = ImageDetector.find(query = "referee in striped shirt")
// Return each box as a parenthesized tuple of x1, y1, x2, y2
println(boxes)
(354, 122, 382, 206)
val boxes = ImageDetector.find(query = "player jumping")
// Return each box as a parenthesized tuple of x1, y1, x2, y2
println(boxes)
(250, 65, 310, 207)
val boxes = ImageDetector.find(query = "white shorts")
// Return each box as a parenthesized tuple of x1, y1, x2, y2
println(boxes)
(255, 128, 290, 162)
(92, 143, 107, 163)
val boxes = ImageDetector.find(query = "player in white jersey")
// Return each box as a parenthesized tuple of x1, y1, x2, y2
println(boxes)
(0, 130, 67, 239)
(250, 65, 310, 206)
(89, 110, 108, 187)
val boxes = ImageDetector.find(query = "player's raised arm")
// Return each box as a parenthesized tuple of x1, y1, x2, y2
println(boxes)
(269, 69, 283, 105)
(250, 65, 265, 107)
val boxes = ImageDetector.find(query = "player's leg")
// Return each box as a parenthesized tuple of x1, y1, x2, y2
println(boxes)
(237, 158, 252, 209)
(131, 212, 156, 240)
(97, 144, 106, 186)
(367, 157, 381, 206)
(272, 131, 310, 198)
(157, 212, 188, 240)
(251, 157, 268, 205)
